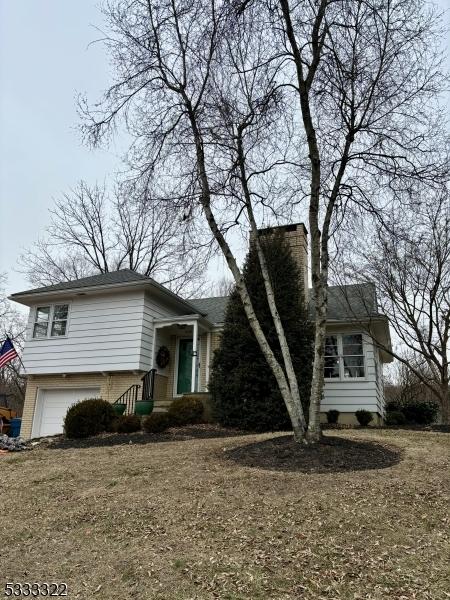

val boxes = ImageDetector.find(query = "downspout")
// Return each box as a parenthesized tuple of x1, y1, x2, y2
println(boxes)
(205, 331, 212, 390)
(191, 320, 199, 393)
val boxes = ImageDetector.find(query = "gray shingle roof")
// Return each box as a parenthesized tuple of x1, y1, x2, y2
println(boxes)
(189, 296, 230, 324)
(324, 283, 379, 320)
(11, 268, 380, 325)
(10, 269, 205, 316)
(10, 269, 151, 297)
(191, 283, 380, 324)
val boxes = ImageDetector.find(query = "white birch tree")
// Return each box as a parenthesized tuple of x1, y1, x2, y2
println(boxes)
(275, 0, 448, 440)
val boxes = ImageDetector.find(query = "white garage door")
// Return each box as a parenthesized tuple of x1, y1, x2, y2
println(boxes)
(32, 388, 101, 438)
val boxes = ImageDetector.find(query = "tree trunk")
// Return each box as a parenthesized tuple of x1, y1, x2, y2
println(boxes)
(186, 105, 307, 442)
(279, 0, 328, 444)
(236, 128, 307, 436)
(306, 231, 327, 442)
(440, 380, 449, 425)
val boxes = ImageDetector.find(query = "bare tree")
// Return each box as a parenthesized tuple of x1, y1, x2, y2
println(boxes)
(19, 181, 210, 296)
(347, 188, 450, 423)
(209, 277, 235, 297)
(78, 0, 448, 442)
(275, 0, 448, 440)
(80, 0, 311, 441)
(0, 274, 26, 407)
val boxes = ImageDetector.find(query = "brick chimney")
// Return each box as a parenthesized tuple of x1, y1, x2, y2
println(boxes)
(256, 223, 308, 298)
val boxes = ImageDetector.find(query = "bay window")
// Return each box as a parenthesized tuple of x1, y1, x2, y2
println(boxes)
(32, 304, 69, 339)
(324, 333, 365, 379)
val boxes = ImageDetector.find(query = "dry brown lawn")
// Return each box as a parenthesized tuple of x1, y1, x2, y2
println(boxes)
(1, 429, 449, 600)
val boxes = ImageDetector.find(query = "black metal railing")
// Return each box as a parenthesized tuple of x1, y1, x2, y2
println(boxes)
(113, 369, 156, 414)
(141, 368, 156, 401)
(114, 384, 141, 415)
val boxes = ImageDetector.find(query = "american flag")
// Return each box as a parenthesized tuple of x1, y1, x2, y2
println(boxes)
(0, 337, 18, 369)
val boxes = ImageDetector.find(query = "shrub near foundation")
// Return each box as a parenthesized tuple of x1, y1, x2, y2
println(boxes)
(114, 414, 142, 433)
(143, 413, 171, 433)
(64, 398, 115, 439)
(326, 410, 340, 424)
(355, 410, 373, 427)
(168, 397, 204, 426)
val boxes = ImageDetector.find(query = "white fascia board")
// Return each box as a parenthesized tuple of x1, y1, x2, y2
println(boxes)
(154, 314, 214, 330)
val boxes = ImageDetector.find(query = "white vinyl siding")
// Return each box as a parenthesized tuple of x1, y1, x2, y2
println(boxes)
(22, 289, 190, 375)
(323, 330, 383, 415)
(22, 290, 181, 374)
(374, 347, 385, 415)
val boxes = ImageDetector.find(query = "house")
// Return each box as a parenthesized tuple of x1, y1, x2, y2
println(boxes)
(10, 223, 392, 438)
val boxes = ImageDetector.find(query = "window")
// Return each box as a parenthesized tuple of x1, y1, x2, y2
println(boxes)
(342, 334, 365, 378)
(32, 304, 69, 338)
(324, 335, 340, 378)
(33, 307, 51, 338)
(51, 304, 69, 337)
(324, 333, 365, 379)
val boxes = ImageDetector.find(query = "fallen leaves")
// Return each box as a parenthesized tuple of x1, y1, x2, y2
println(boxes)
(0, 428, 449, 599)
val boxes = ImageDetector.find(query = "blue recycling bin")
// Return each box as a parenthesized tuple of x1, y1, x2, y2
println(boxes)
(9, 418, 22, 438)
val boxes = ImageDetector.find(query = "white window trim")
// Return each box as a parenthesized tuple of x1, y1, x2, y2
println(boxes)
(324, 332, 367, 382)
(30, 303, 71, 341)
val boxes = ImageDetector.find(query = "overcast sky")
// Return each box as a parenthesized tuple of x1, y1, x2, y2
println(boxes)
(0, 1, 125, 297)
(1, 0, 449, 300)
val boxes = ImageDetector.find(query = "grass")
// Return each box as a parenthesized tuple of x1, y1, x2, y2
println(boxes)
(1, 429, 449, 599)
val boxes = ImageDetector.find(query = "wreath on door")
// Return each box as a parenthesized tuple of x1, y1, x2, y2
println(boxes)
(156, 345, 170, 369)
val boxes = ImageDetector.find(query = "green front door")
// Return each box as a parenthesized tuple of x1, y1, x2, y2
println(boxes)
(176, 339, 193, 394)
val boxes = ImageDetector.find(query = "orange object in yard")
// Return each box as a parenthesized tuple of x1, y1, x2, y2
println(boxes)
(0, 406, 17, 435)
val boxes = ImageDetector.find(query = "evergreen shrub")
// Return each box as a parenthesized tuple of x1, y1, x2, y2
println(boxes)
(210, 231, 313, 432)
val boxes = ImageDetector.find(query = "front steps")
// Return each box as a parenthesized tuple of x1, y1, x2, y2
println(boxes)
(152, 399, 171, 413)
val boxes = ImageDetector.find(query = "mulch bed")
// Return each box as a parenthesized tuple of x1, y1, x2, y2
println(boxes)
(224, 434, 402, 473)
(323, 423, 450, 433)
(41, 424, 252, 450)
(40, 427, 408, 471)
